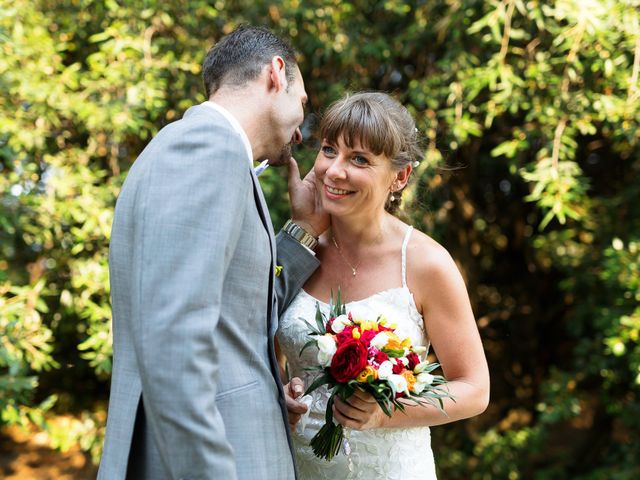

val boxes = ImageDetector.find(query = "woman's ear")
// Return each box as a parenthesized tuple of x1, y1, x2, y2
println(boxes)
(394, 164, 413, 190)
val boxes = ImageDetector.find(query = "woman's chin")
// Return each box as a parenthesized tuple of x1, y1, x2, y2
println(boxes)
(322, 203, 352, 219)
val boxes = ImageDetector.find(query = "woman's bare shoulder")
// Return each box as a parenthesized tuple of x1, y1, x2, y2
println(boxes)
(404, 227, 470, 314)
(406, 228, 458, 278)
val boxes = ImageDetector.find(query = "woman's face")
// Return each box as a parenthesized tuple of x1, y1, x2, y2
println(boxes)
(314, 135, 397, 219)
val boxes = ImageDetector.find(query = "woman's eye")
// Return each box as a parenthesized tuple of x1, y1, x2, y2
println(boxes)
(321, 145, 336, 156)
(353, 155, 369, 166)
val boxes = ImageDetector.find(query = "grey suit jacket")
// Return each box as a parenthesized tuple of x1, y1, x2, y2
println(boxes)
(98, 104, 319, 480)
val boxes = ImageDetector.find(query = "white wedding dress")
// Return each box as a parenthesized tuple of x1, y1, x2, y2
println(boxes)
(277, 226, 438, 479)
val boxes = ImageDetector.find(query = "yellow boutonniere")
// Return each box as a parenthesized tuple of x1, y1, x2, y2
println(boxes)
(275, 265, 283, 277)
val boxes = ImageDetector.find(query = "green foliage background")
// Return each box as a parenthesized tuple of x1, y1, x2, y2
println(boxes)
(1, 0, 639, 478)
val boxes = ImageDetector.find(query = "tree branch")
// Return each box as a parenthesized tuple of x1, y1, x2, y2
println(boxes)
(628, 34, 640, 102)
(499, 0, 516, 64)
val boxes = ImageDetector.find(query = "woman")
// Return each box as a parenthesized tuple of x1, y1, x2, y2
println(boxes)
(277, 92, 489, 479)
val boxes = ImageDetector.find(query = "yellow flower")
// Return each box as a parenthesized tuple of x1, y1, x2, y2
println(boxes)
(352, 327, 361, 339)
(356, 366, 378, 383)
(359, 320, 379, 332)
(275, 265, 283, 277)
(401, 338, 412, 349)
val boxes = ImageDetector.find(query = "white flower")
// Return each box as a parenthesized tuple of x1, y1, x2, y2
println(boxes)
(330, 314, 350, 333)
(412, 345, 427, 355)
(412, 382, 427, 394)
(377, 360, 394, 380)
(413, 361, 430, 373)
(388, 374, 409, 395)
(371, 332, 389, 350)
(412, 372, 435, 394)
(416, 372, 434, 385)
(316, 335, 337, 367)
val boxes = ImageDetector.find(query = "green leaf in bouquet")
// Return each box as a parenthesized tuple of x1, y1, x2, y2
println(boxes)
(329, 288, 346, 318)
(378, 395, 395, 416)
(335, 382, 356, 402)
(423, 362, 443, 373)
(314, 302, 325, 333)
(303, 365, 325, 372)
(391, 399, 406, 414)
(302, 318, 324, 336)
(382, 347, 406, 358)
(304, 372, 334, 396)
(430, 374, 448, 385)
(299, 339, 319, 357)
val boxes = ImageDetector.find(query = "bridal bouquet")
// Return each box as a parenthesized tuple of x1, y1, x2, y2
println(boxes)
(301, 291, 453, 461)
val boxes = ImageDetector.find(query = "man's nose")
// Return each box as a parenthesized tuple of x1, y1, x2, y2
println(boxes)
(291, 128, 303, 145)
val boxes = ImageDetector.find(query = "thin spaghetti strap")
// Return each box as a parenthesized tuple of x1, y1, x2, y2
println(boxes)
(401, 226, 413, 287)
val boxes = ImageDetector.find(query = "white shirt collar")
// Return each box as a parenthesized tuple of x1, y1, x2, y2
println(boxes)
(202, 101, 253, 165)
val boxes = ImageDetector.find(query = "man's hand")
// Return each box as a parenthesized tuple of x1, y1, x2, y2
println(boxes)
(288, 157, 330, 238)
(284, 377, 308, 432)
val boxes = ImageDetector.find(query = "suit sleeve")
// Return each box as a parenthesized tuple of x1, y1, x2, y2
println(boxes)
(131, 116, 247, 479)
(275, 232, 320, 317)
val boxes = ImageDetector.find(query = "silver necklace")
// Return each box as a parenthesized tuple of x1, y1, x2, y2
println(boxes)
(331, 236, 361, 277)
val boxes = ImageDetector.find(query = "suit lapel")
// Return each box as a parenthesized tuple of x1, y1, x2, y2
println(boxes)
(249, 169, 276, 242)
(249, 168, 276, 322)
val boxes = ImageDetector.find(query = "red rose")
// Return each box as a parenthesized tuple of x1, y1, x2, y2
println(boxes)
(336, 325, 356, 344)
(392, 358, 405, 374)
(372, 349, 389, 365)
(359, 329, 378, 346)
(407, 352, 420, 370)
(330, 339, 368, 383)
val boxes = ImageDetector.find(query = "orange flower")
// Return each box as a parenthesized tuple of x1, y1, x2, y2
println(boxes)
(356, 366, 378, 383)
(401, 370, 417, 392)
(384, 334, 404, 350)
(386, 332, 401, 342)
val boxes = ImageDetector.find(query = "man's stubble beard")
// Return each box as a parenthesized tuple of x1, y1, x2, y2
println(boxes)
(268, 143, 293, 167)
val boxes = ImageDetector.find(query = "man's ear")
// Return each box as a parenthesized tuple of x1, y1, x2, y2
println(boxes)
(268, 56, 288, 93)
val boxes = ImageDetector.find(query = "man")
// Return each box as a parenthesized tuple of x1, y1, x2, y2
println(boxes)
(98, 26, 327, 479)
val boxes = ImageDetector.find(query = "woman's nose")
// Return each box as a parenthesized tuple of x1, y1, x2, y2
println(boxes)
(325, 157, 346, 179)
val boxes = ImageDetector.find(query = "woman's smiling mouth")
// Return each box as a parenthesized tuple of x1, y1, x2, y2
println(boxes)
(325, 185, 354, 196)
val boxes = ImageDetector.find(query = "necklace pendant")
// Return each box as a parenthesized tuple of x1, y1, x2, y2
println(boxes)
(352, 269, 357, 277)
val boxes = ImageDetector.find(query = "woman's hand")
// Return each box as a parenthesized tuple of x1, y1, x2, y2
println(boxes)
(332, 388, 387, 430)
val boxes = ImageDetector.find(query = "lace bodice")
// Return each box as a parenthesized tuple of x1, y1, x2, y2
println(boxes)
(277, 227, 438, 479)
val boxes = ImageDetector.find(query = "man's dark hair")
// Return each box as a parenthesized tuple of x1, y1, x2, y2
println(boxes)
(202, 25, 298, 97)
